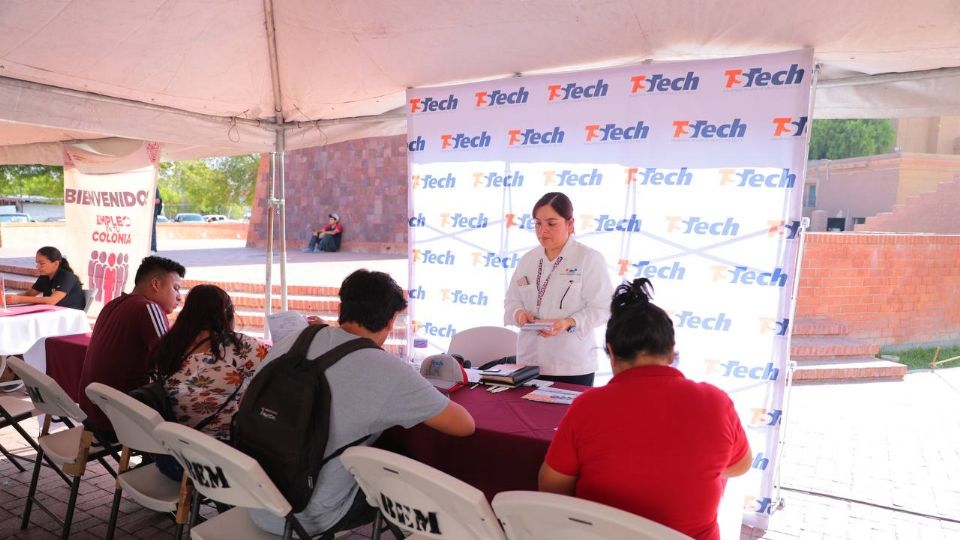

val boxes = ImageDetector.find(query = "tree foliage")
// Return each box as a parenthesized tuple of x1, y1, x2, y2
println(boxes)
(0, 165, 64, 199)
(808, 119, 896, 160)
(158, 155, 260, 217)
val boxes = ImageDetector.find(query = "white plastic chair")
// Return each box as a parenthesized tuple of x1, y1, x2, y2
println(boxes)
(447, 326, 518, 368)
(153, 421, 311, 540)
(491, 491, 694, 540)
(341, 446, 507, 540)
(85, 382, 193, 539)
(4, 356, 121, 539)
(0, 393, 40, 472)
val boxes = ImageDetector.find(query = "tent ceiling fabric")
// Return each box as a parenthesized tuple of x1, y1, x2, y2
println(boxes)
(0, 0, 958, 163)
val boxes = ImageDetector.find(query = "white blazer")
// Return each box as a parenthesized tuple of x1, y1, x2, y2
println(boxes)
(503, 237, 613, 376)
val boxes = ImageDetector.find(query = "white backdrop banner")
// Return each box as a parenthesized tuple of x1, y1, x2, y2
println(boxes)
(406, 49, 813, 529)
(63, 141, 160, 316)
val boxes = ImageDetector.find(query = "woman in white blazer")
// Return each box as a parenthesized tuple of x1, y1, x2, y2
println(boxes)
(503, 192, 613, 386)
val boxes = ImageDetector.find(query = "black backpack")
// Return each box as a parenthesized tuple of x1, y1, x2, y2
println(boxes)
(230, 324, 380, 512)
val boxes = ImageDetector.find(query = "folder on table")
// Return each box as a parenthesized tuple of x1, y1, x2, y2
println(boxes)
(480, 365, 540, 386)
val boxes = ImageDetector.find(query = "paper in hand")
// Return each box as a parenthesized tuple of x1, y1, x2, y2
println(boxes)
(267, 311, 308, 343)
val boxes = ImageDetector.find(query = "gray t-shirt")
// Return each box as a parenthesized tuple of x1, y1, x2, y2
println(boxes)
(249, 326, 449, 535)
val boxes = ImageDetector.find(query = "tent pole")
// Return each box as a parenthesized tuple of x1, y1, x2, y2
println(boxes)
(277, 129, 288, 311)
(262, 0, 288, 322)
(264, 152, 276, 341)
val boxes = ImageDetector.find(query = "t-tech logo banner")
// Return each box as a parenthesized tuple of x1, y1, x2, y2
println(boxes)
(407, 49, 813, 530)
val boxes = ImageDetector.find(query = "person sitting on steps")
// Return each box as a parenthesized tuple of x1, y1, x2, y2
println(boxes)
(304, 213, 343, 253)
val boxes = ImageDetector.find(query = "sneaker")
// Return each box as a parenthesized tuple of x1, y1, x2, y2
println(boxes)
(302, 248, 314, 253)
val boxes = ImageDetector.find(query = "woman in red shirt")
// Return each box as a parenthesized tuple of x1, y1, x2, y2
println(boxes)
(540, 278, 752, 540)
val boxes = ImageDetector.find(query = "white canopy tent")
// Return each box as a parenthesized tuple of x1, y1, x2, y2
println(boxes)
(0, 0, 958, 311)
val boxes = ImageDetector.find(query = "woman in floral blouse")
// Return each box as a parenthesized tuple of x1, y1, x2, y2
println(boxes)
(149, 284, 269, 480)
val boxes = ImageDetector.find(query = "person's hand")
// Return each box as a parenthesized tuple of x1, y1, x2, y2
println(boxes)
(538, 318, 575, 337)
(306, 315, 324, 325)
(516, 310, 536, 326)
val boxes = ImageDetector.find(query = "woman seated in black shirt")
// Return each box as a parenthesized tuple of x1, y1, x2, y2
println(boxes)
(4, 246, 86, 310)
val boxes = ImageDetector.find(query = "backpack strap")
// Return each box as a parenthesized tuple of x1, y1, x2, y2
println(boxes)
(310, 336, 381, 371)
(289, 323, 329, 358)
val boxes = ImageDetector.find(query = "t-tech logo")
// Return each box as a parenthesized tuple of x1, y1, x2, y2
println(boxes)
(547, 79, 608, 101)
(767, 220, 801, 240)
(411, 249, 455, 265)
(409, 94, 459, 113)
(750, 408, 783, 426)
(408, 285, 426, 300)
(441, 288, 489, 306)
(719, 168, 797, 188)
(411, 173, 456, 189)
(666, 216, 740, 236)
(673, 310, 732, 331)
(711, 265, 789, 287)
(471, 251, 520, 269)
(672, 118, 747, 139)
(626, 167, 692, 186)
(504, 213, 535, 230)
(439, 212, 489, 228)
(408, 213, 425, 227)
(584, 121, 649, 142)
(472, 171, 524, 188)
(440, 131, 491, 150)
(507, 127, 565, 146)
(752, 453, 770, 471)
(629, 71, 699, 93)
(543, 168, 603, 187)
(772, 116, 808, 137)
(616, 260, 686, 279)
(704, 359, 780, 381)
(758, 317, 790, 336)
(593, 214, 641, 233)
(407, 135, 425, 152)
(411, 320, 457, 338)
(724, 64, 805, 88)
(474, 87, 529, 107)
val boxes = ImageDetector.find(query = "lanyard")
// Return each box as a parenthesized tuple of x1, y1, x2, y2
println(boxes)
(535, 255, 564, 315)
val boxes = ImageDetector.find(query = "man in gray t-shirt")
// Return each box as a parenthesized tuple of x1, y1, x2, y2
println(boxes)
(249, 270, 475, 537)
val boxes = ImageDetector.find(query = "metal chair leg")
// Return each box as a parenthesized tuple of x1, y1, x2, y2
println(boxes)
(20, 446, 43, 529)
(61, 474, 82, 539)
(105, 484, 123, 540)
(0, 441, 26, 471)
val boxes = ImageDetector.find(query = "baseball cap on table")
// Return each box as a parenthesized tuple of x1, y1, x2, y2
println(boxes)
(329, 213, 340, 221)
(420, 354, 468, 392)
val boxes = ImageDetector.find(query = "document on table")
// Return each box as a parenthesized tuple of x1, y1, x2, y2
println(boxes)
(522, 387, 582, 405)
(266, 311, 308, 343)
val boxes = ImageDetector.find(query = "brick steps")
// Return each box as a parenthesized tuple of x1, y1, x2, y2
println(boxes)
(791, 317, 905, 383)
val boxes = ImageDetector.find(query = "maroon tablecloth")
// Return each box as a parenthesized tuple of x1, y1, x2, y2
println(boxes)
(378, 382, 586, 500)
(45, 333, 92, 401)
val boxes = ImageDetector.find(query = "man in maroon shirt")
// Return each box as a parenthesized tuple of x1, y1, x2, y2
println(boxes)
(79, 256, 185, 435)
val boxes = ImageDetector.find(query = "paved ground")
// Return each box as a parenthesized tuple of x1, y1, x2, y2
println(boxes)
(3, 242, 959, 538)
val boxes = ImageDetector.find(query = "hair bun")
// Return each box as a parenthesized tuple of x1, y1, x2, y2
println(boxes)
(610, 278, 654, 316)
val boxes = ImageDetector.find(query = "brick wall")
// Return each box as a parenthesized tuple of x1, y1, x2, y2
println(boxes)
(797, 233, 960, 346)
(246, 136, 408, 253)
(856, 178, 960, 234)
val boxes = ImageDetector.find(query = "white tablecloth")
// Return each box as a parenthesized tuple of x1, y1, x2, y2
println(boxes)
(0, 308, 91, 356)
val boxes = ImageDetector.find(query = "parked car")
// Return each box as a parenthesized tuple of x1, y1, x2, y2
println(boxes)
(156, 215, 170, 223)
(0, 213, 33, 223)
(174, 213, 204, 223)
(203, 214, 228, 222)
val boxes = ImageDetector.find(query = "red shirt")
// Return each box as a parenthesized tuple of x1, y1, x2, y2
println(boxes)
(545, 365, 748, 540)
(78, 293, 169, 432)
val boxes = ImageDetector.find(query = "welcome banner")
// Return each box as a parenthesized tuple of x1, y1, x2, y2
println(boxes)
(63, 141, 160, 315)
(407, 49, 813, 528)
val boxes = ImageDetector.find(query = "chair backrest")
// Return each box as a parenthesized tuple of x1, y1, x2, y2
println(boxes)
(4, 355, 87, 421)
(82, 289, 95, 313)
(84, 383, 165, 454)
(491, 491, 693, 540)
(447, 326, 518, 367)
(153, 421, 291, 517)
(341, 446, 506, 539)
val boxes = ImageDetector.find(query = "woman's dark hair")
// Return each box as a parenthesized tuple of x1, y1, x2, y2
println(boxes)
(37, 246, 77, 277)
(605, 278, 675, 361)
(532, 192, 573, 220)
(150, 284, 239, 377)
(338, 269, 407, 332)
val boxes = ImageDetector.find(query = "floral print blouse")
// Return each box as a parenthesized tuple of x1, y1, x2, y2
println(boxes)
(164, 333, 269, 440)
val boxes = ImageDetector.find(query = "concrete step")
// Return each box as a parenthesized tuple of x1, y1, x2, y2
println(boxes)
(791, 335, 881, 360)
(791, 317, 848, 337)
(793, 358, 907, 383)
(182, 278, 338, 297)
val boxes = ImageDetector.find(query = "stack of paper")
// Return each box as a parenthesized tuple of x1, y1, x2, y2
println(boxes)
(522, 387, 582, 405)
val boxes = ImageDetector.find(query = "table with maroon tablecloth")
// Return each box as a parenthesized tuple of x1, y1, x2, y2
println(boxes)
(378, 382, 586, 500)
(23, 332, 92, 402)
